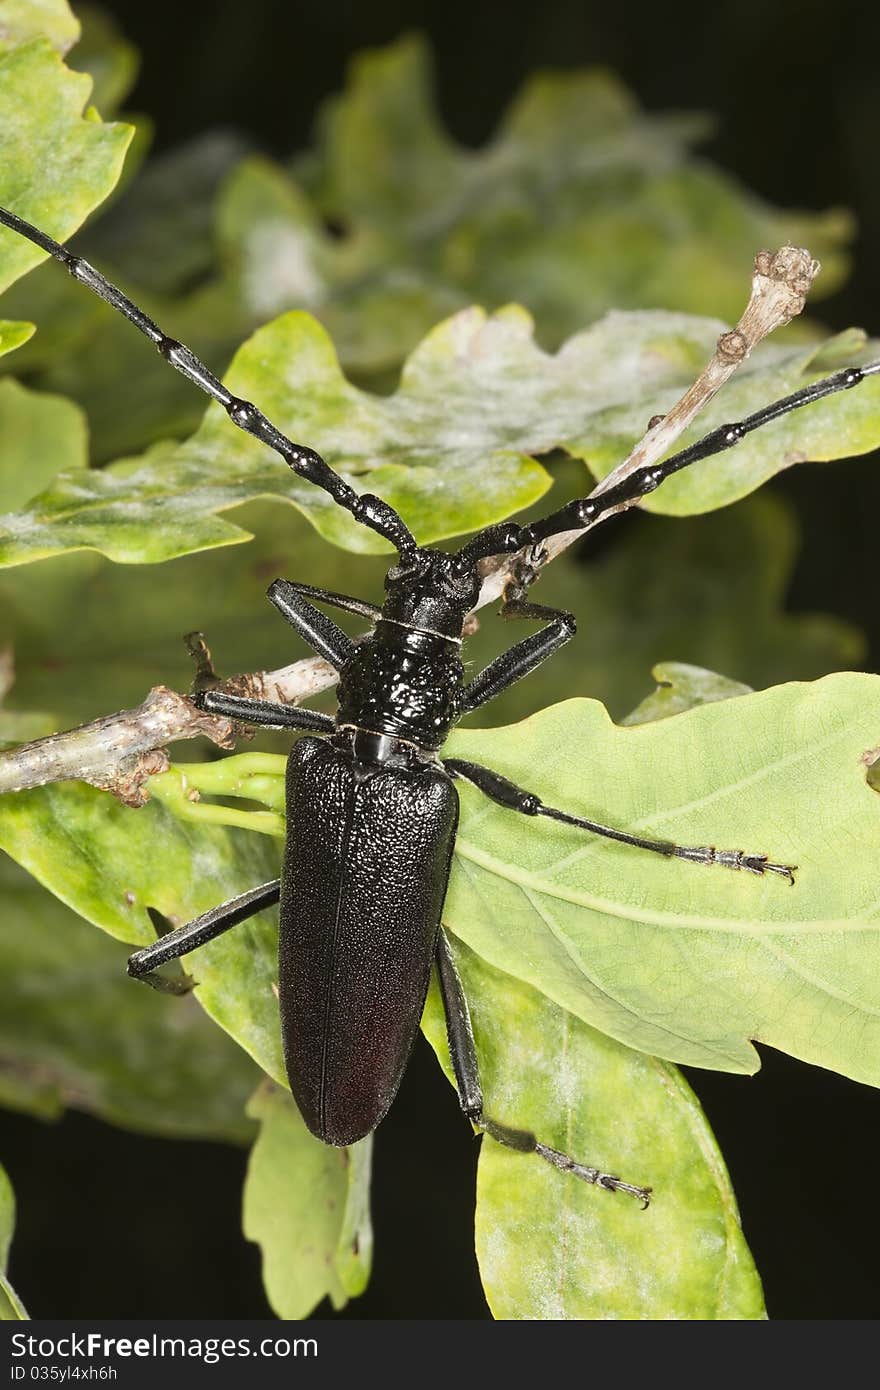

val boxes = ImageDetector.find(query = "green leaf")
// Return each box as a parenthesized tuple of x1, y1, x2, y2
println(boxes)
(243, 1081, 372, 1318)
(0, 1269, 27, 1318)
(0, 1163, 14, 1270)
(623, 662, 753, 726)
(0, 36, 133, 295)
(0, 321, 34, 358)
(3, 307, 879, 567)
(422, 940, 764, 1319)
(217, 156, 341, 315)
(67, 3, 139, 118)
(0, 0, 79, 56)
(305, 35, 470, 238)
(0, 780, 286, 1084)
(0, 1161, 27, 1320)
(0, 378, 87, 511)
(304, 36, 849, 331)
(443, 674, 880, 1082)
(583, 328, 880, 515)
(447, 164, 851, 347)
(85, 132, 255, 295)
(0, 135, 253, 392)
(0, 265, 102, 373)
(0, 854, 260, 1139)
(0, 481, 873, 1100)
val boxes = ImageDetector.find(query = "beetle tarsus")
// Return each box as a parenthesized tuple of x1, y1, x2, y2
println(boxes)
(672, 844, 796, 883)
(747, 855, 797, 885)
(127, 961, 197, 995)
(476, 1113, 650, 1202)
(535, 1142, 652, 1206)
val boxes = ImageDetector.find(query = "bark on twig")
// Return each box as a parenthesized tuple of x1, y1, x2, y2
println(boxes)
(0, 664, 338, 804)
(0, 687, 232, 806)
(0, 247, 818, 803)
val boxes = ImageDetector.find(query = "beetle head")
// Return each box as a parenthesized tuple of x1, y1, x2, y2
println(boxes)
(382, 548, 481, 637)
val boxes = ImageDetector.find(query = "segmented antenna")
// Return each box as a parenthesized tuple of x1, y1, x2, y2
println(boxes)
(0, 206, 417, 556)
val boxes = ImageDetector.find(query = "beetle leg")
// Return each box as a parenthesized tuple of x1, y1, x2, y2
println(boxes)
(445, 758, 796, 884)
(127, 880, 281, 992)
(192, 690, 335, 732)
(268, 579, 382, 624)
(460, 600, 576, 712)
(266, 580, 357, 668)
(434, 930, 651, 1205)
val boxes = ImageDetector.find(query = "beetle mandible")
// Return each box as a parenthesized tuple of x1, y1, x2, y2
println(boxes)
(3, 205, 879, 1205)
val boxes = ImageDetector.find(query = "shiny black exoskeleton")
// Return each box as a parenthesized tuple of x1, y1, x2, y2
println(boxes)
(5, 203, 875, 1203)
(281, 734, 458, 1146)
(336, 624, 465, 751)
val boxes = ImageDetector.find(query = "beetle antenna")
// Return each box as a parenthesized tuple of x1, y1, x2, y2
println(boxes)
(0, 206, 417, 557)
(457, 356, 880, 570)
(516, 358, 880, 549)
(447, 353, 880, 584)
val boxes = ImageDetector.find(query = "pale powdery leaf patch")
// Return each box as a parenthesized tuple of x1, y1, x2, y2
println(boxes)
(1, 307, 879, 567)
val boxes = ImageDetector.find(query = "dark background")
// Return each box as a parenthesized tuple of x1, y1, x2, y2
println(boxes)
(3, 0, 879, 1320)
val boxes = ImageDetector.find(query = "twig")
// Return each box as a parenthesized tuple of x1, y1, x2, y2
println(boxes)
(0, 247, 819, 804)
(0, 663, 336, 805)
(477, 245, 820, 605)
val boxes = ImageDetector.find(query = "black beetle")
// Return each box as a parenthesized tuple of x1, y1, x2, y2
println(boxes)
(2, 204, 878, 1205)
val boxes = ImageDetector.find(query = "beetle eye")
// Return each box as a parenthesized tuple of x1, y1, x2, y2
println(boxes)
(385, 561, 414, 584)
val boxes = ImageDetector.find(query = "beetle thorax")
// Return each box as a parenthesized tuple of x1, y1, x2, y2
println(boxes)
(334, 548, 476, 752)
